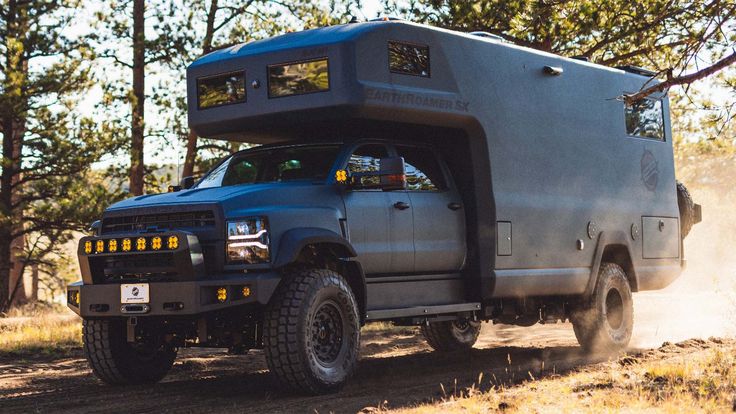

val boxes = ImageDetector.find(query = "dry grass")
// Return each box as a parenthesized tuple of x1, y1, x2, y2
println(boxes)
(384, 340, 736, 413)
(0, 310, 81, 358)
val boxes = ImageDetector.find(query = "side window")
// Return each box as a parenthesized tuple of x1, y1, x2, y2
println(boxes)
(625, 98, 665, 141)
(396, 146, 446, 191)
(347, 144, 388, 188)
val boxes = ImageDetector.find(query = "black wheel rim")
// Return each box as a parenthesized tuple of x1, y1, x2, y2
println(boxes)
(452, 320, 471, 333)
(311, 301, 345, 365)
(605, 288, 624, 330)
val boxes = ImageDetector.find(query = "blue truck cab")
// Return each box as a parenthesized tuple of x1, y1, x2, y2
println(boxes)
(68, 20, 700, 393)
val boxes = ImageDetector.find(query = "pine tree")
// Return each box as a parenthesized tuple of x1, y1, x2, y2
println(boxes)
(0, 0, 122, 311)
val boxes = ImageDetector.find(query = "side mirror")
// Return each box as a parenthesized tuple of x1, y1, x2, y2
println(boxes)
(341, 157, 407, 191)
(181, 176, 195, 190)
(89, 220, 101, 236)
(378, 157, 406, 191)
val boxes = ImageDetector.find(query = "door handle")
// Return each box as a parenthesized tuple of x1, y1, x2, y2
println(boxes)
(447, 202, 462, 211)
(393, 201, 411, 210)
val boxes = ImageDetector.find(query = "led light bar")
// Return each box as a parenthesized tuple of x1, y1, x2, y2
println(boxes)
(81, 235, 180, 255)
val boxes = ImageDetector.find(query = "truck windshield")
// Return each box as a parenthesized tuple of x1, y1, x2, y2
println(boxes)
(195, 144, 342, 189)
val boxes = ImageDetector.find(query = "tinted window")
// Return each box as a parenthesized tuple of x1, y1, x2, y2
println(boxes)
(396, 146, 446, 191)
(196, 145, 341, 188)
(348, 144, 388, 188)
(197, 71, 246, 109)
(625, 98, 665, 140)
(388, 41, 430, 77)
(268, 58, 329, 98)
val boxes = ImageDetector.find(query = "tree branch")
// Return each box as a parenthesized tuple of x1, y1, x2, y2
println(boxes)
(625, 51, 736, 104)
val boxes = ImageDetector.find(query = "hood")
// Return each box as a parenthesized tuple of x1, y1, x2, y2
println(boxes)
(107, 182, 305, 211)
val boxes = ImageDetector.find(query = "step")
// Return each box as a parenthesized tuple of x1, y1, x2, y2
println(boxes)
(365, 302, 481, 321)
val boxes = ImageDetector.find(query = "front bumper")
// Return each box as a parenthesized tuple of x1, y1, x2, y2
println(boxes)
(69, 230, 280, 318)
(66, 273, 280, 318)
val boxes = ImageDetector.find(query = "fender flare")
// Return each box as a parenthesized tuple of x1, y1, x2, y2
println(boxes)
(273, 227, 366, 322)
(273, 227, 357, 268)
(584, 231, 638, 299)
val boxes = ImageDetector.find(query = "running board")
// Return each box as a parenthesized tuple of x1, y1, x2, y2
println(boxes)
(366, 302, 481, 321)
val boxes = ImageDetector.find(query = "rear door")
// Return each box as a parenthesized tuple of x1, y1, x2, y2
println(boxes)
(342, 143, 414, 275)
(395, 145, 466, 273)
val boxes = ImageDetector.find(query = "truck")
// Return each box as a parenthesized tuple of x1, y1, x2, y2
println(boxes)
(67, 19, 701, 394)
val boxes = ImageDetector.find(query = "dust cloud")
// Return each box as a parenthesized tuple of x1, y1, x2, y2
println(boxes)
(479, 154, 736, 350)
(631, 155, 736, 347)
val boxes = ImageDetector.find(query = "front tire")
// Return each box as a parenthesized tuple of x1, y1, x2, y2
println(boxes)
(83, 319, 177, 385)
(571, 263, 633, 353)
(263, 268, 360, 394)
(421, 319, 481, 352)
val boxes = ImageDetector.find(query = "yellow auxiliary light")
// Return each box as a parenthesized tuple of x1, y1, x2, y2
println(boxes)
(84, 241, 93, 254)
(95, 240, 105, 254)
(68, 290, 80, 306)
(122, 238, 132, 252)
(335, 169, 348, 183)
(216, 287, 227, 303)
(136, 237, 146, 251)
(242, 286, 251, 298)
(167, 235, 179, 250)
(108, 239, 118, 253)
(151, 236, 162, 250)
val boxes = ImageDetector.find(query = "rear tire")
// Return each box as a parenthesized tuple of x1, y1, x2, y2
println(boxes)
(83, 319, 176, 385)
(571, 263, 633, 353)
(263, 268, 360, 394)
(677, 181, 696, 238)
(421, 319, 481, 352)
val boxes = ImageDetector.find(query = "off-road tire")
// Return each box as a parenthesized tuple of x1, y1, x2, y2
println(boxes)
(677, 181, 696, 238)
(421, 319, 481, 352)
(572, 263, 633, 353)
(83, 319, 177, 385)
(263, 268, 360, 394)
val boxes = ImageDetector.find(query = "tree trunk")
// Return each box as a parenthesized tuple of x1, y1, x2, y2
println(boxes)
(129, 0, 146, 195)
(182, 129, 198, 178)
(0, 0, 27, 312)
(9, 119, 26, 306)
(30, 263, 38, 302)
(181, 0, 219, 179)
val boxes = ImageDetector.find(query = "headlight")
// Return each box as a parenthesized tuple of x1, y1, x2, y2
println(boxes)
(226, 217, 270, 264)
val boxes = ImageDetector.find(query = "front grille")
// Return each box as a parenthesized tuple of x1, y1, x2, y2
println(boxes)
(101, 210, 216, 234)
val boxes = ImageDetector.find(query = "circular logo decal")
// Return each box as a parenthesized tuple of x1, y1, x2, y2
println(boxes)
(132, 287, 139, 296)
(640, 149, 659, 191)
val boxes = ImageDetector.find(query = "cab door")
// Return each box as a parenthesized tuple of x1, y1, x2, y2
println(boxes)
(395, 144, 466, 273)
(341, 143, 414, 275)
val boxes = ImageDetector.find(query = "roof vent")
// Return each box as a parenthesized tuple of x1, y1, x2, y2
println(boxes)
(616, 65, 657, 77)
(469, 31, 506, 42)
(571, 55, 590, 62)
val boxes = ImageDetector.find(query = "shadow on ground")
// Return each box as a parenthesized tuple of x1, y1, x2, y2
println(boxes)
(0, 327, 621, 414)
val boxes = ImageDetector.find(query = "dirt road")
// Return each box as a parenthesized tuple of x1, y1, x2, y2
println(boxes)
(1, 285, 733, 414)
(0, 325, 612, 414)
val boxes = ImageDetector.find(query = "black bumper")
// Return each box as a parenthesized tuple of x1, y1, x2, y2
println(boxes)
(69, 230, 280, 318)
(66, 273, 280, 318)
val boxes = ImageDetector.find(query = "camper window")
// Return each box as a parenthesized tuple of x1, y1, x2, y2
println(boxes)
(625, 98, 665, 141)
(267, 58, 330, 98)
(197, 71, 246, 109)
(388, 41, 430, 77)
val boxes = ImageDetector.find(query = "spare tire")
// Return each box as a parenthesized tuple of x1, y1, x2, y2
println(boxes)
(676, 181, 695, 239)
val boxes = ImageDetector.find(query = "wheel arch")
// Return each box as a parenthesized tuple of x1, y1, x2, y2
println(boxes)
(585, 231, 639, 298)
(273, 227, 366, 324)
(274, 227, 357, 268)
